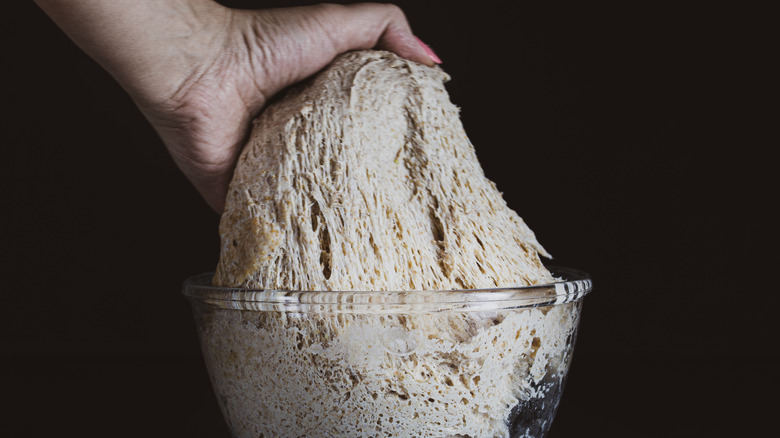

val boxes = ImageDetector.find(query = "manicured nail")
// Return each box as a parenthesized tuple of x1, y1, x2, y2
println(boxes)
(415, 36, 442, 64)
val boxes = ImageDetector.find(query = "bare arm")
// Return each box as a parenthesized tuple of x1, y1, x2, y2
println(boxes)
(34, 0, 439, 212)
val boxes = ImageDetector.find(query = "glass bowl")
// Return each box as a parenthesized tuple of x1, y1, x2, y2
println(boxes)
(183, 266, 591, 438)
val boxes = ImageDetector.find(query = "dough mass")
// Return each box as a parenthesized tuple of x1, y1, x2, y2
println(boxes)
(202, 51, 575, 438)
(213, 50, 553, 290)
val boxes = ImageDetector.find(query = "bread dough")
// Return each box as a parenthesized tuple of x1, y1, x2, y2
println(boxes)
(213, 50, 553, 291)
(204, 51, 574, 438)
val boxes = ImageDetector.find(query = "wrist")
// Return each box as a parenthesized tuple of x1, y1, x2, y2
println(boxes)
(35, 0, 230, 104)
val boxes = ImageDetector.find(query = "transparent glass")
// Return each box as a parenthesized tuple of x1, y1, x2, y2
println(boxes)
(183, 266, 591, 438)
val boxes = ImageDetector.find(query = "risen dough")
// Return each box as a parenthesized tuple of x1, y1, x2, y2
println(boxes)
(204, 51, 572, 438)
(214, 50, 553, 290)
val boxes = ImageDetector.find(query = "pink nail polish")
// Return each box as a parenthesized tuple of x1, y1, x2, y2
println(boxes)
(415, 36, 442, 64)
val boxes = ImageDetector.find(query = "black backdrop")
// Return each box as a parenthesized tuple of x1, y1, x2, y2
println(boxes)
(3, 1, 773, 437)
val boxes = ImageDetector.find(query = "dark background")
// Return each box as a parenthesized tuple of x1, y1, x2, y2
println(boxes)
(3, 1, 772, 436)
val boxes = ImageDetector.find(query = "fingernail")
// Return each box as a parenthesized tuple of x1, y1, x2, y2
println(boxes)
(415, 36, 442, 64)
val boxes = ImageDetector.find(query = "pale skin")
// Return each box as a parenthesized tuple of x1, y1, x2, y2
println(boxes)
(34, 0, 440, 212)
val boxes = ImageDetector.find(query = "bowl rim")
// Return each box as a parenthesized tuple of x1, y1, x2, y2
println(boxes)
(182, 266, 592, 311)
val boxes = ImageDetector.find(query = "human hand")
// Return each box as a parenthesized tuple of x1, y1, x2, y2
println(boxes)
(35, 0, 440, 212)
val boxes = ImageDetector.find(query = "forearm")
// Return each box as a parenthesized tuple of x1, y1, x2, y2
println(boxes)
(34, 0, 228, 103)
(33, 0, 436, 212)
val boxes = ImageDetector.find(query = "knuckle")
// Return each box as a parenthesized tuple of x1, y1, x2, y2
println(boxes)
(311, 3, 345, 16)
(380, 3, 406, 20)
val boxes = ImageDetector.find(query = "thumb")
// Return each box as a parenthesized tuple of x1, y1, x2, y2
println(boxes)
(176, 3, 439, 213)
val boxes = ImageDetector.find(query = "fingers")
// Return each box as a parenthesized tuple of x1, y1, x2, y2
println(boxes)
(174, 3, 442, 213)
(321, 3, 440, 67)
(246, 3, 441, 97)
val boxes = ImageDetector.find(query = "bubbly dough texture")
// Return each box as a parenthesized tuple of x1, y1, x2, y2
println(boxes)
(214, 50, 553, 290)
(205, 51, 572, 438)
(200, 303, 580, 438)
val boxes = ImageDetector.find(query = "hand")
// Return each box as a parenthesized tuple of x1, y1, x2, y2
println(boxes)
(35, 0, 440, 212)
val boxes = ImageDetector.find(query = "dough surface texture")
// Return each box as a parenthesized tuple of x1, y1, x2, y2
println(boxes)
(203, 51, 574, 438)
(213, 50, 553, 290)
